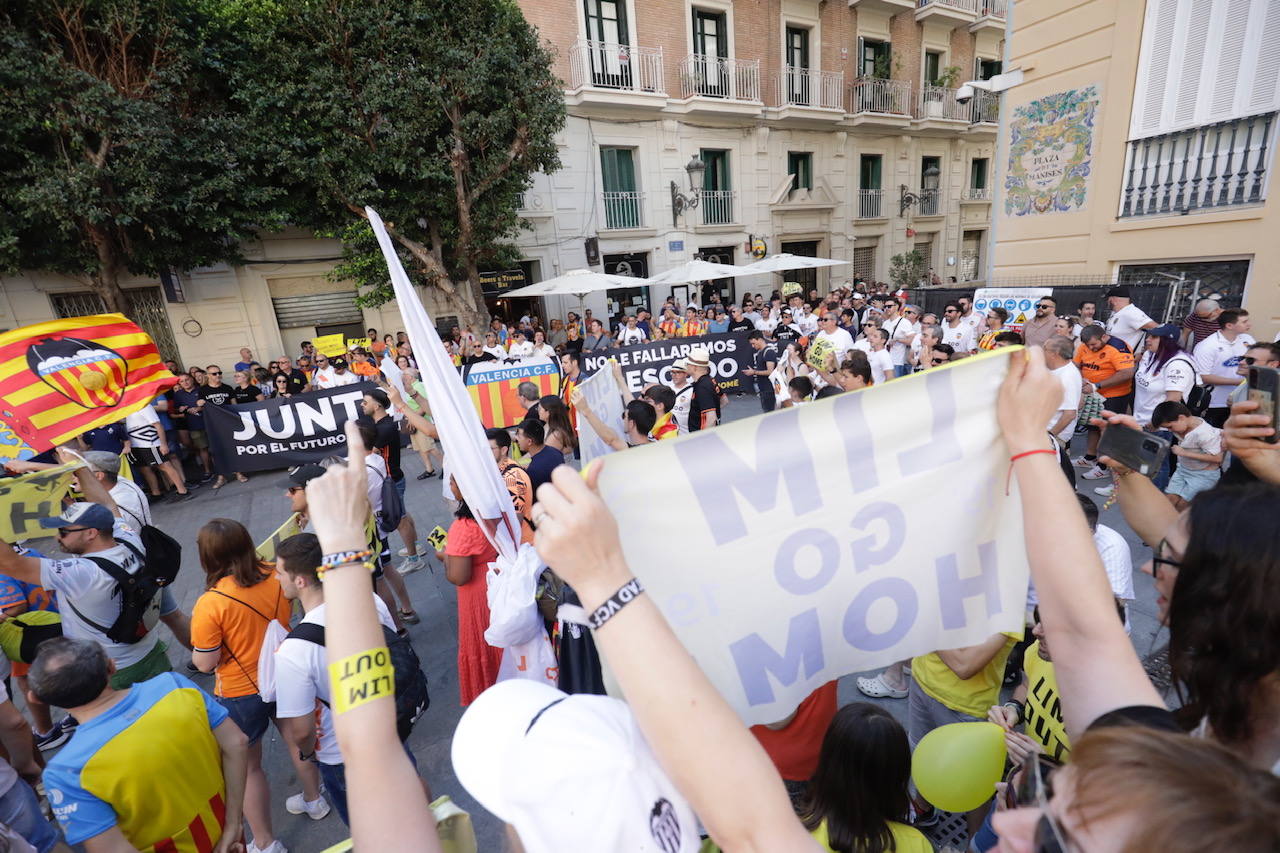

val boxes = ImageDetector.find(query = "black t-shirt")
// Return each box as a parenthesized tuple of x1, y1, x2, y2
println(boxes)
(281, 369, 308, 394)
(727, 319, 755, 334)
(231, 386, 261, 405)
(525, 445, 562, 492)
(751, 345, 777, 393)
(687, 375, 720, 432)
(173, 387, 203, 429)
(360, 413, 403, 481)
(1086, 705, 1180, 734)
(774, 325, 800, 347)
(198, 383, 234, 407)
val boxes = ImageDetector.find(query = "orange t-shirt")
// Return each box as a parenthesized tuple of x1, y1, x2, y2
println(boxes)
(352, 359, 379, 377)
(1074, 342, 1135, 398)
(750, 681, 838, 781)
(191, 572, 292, 698)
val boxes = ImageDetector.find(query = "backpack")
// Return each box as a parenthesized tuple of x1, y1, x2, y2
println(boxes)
(287, 622, 430, 741)
(67, 526, 181, 645)
(367, 463, 406, 535)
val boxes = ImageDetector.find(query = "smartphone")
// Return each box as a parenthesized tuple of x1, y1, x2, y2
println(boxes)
(1247, 366, 1279, 444)
(1097, 424, 1170, 477)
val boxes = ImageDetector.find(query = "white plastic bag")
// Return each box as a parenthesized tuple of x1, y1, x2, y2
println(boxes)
(483, 544, 543, 648)
(496, 630, 558, 688)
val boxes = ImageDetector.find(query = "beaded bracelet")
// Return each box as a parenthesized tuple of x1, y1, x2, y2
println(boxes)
(317, 549, 375, 581)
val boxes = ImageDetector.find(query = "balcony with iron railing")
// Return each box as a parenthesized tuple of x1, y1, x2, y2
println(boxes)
(698, 190, 736, 226)
(767, 66, 845, 113)
(915, 188, 942, 216)
(1119, 112, 1277, 218)
(916, 85, 971, 123)
(601, 191, 646, 230)
(916, 0, 980, 24)
(567, 39, 665, 105)
(970, 0, 1008, 29)
(856, 189, 886, 219)
(962, 187, 992, 201)
(847, 78, 915, 125)
(678, 55, 762, 104)
(968, 89, 999, 125)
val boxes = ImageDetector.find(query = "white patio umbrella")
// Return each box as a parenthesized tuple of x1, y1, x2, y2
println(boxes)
(644, 258, 757, 286)
(502, 267, 651, 325)
(740, 253, 851, 274)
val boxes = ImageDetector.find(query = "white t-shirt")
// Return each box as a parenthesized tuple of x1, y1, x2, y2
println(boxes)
(507, 340, 535, 359)
(39, 520, 159, 667)
(867, 349, 894, 385)
(111, 477, 151, 531)
(816, 328, 856, 362)
(1178, 419, 1223, 471)
(483, 345, 508, 360)
(961, 310, 984, 334)
(532, 343, 557, 360)
(667, 382, 693, 434)
(1105, 303, 1155, 351)
(794, 311, 819, 336)
(1027, 522, 1135, 630)
(1193, 331, 1256, 408)
(940, 320, 976, 353)
(124, 406, 162, 449)
(1048, 362, 1083, 442)
(314, 367, 360, 389)
(882, 317, 919, 366)
(1073, 319, 1103, 339)
(616, 327, 646, 346)
(274, 598, 397, 765)
(1133, 352, 1197, 426)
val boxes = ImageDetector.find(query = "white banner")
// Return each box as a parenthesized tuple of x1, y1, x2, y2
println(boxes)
(973, 288, 1053, 332)
(575, 362, 626, 465)
(596, 349, 1030, 725)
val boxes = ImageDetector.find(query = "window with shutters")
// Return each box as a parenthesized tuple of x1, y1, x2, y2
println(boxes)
(600, 146, 642, 228)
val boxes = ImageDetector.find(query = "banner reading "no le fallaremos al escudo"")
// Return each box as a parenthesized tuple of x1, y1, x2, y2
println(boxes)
(595, 348, 1030, 725)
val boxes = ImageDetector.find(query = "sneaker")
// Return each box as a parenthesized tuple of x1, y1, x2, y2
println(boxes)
(167, 491, 197, 503)
(33, 725, 71, 751)
(1071, 455, 1095, 468)
(399, 555, 425, 575)
(248, 841, 288, 853)
(397, 543, 425, 558)
(1094, 485, 1115, 498)
(285, 792, 330, 821)
(1081, 464, 1111, 480)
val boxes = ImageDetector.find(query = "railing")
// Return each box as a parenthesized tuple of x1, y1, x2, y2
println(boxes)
(980, 0, 1008, 17)
(769, 66, 844, 110)
(602, 191, 645, 229)
(916, 188, 942, 215)
(917, 0, 981, 12)
(1120, 112, 1276, 218)
(700, 190, 736, 225)
(856, 189, 885, 218)
(963, 187, 991, 201)
(848, 78, 914, 115)
(969, 89, 999, 124)
(917, 85, 971, 121)
(568, 39, 665, 95)
(679, 55, 761, 102)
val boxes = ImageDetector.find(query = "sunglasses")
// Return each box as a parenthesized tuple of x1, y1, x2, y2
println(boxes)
(862, 323, 876, 327)
(57, 527, 94, 536)
(209, 371, 222, 375)
(286, 485, 304, 494)
(931, 356, 948, 364)
(1242, 356, 1261, 365)
(1036, 304, 1054, 310)
(905, 310, 919, 316)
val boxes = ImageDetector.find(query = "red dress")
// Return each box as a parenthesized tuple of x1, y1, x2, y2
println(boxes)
(445, 517, 503, 705)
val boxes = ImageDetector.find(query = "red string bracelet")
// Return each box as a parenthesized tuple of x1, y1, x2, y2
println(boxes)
(1006, 448, 1058, 494)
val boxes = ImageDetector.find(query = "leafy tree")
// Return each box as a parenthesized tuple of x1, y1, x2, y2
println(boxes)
(0, 0, 280, 312)
(889, 250, 926, 290)
(227, 0, 565, 331)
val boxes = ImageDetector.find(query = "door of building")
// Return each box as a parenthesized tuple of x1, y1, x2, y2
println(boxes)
(780, 240, 820, 295)
(583, 0, 632, 87)
(692, 9, 729, 96)
(698, 245, 736, 305)
(960, 230, 983, 282)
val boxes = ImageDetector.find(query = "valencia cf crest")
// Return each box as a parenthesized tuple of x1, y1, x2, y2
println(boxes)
(26, 336, 128, 409)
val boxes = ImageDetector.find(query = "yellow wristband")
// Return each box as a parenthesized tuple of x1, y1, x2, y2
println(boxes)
(328, 647, 394, 714)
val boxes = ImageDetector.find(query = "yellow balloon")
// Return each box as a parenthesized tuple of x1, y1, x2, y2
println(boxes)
(80, 372, 107, 391)
(911, 721, 1008, 813)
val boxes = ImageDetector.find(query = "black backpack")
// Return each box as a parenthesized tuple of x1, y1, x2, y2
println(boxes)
(366, 464, 406, 535)
(288, 622, 430, 741)
(68, 525, 182, 645)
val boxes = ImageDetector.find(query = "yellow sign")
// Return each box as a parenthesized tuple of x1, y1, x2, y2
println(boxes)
(256, 512, 302, 561)
(346, 337, 372, 351)
(313, 334, 347, 357)
(781, 281, 803, 297)
(0, 461, 83, 541)
(426, 524, 448, 551)
(805, 335, 835, 370)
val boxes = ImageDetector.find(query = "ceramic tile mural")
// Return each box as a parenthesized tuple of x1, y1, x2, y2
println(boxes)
(1005, 86, 1101, 216)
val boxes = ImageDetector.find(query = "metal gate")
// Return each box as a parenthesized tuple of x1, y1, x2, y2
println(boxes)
(50, 287, 180, 362)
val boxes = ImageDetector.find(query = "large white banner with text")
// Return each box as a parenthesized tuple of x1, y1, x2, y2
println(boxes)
(597, 349, 1030, 725)
(575, 364, 625, 465)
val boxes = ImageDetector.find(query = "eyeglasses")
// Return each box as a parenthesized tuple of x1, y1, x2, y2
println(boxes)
(1011, 754, 1071, 853)
(1242, 356, 1260, 365)
(57, 527, 94, 536)
(286, 485, 304, 494)
(1152, 539, 1182, 579)
(931, 356, 949, 364)
(905, 310, 919, 316)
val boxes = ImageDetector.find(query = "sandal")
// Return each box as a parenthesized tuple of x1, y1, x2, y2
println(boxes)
(856, 674, 908, 699)
(211, 477, 226, 491)
(235, 474, 249, 484)
(399, 609, 420, 624)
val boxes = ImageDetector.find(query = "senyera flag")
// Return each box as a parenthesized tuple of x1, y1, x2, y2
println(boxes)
(463, 358, 561, 429)
(0, 314, 177, 451)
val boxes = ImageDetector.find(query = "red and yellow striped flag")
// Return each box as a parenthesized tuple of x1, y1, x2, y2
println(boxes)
(0, 314, 177, 451)
(462, 359, 561, 429)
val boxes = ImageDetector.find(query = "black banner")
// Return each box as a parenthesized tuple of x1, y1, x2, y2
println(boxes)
(203, 382, 374, 473)
(579, 333, 751, 395)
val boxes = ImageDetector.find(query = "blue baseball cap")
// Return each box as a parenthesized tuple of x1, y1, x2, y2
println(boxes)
(39, 502, 115, 532)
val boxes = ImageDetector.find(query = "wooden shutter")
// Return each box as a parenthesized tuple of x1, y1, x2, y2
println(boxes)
(1131, 0, 1179, 137)
(1170, 2, 1211, 126)
(1209, 0, 1252, 119)
(1246, 0, 1280, 114)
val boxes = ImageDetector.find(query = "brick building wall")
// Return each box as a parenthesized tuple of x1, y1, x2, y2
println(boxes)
(889, 11, 922, 84)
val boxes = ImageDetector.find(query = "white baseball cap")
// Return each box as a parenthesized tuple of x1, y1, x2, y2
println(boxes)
(452, 680, 702, 853)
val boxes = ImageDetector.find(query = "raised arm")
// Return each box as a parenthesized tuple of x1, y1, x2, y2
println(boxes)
(570, 388, 628, 452)
(383, 382, 438, 439)
(1222, 398, 1280, 484)
(1092, 412, 1179, 546)
(302, 421, 439, 852)
(532, 464, 819, 853)
(997, 348, 1165, 737)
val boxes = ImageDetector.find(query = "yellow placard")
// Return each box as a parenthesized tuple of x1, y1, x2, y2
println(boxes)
(255, 512, 302, 561)
(313, 334, 347, 357)
(426, 524, 448, 551)
(0, 461, 83, 541)
(346, 337, 372, 351)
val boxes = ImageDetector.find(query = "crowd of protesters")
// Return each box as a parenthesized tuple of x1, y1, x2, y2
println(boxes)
(0, 285, 1277, 853)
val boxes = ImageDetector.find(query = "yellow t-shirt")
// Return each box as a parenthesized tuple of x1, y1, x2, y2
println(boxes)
(811, 819, 932, 853)
(1023, 640, 1071, 762)
(912, 632, 1020, 718)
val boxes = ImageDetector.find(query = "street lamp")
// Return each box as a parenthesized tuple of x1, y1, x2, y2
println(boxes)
(670, 155, 707, 227)
(899, 163, 941, 217)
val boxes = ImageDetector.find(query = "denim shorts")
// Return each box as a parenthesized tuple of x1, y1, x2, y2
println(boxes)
(218, 693, 276, 746)
(0, 778, 59, 853)
(393, 475, 407, 501)
(1166, 465, 1220, 502)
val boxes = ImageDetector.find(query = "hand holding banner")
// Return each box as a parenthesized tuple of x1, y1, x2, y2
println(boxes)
(595, 349, 1029, 725)
(573, 363, 625, 464)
